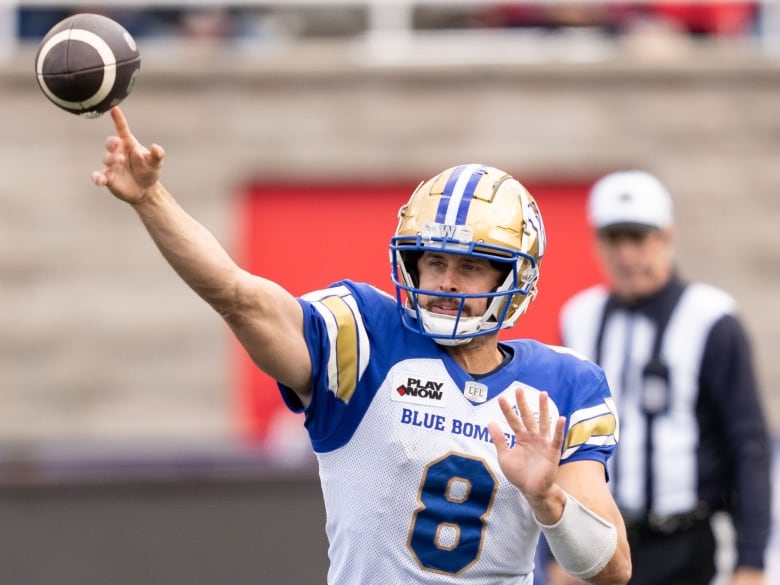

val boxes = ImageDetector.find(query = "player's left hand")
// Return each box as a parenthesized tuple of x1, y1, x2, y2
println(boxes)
(488, 388, 566, 502)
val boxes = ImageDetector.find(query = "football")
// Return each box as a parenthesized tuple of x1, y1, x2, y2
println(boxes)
(34, 13, 141, 118)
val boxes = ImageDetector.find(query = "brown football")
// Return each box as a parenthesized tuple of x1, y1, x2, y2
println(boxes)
(35, 13, 141, 118)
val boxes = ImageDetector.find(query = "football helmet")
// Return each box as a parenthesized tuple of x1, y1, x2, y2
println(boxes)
(390, 163, 546, 345)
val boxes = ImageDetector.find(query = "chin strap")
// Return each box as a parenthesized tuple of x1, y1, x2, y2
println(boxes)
(419, 309, 485, 345)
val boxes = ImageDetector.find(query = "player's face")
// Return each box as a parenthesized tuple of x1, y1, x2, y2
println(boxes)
(596, 226, 675, 303)
(415, 251, 504, 317)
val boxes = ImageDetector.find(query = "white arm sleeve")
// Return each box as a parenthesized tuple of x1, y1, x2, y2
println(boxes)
(536, 492, 618, 580)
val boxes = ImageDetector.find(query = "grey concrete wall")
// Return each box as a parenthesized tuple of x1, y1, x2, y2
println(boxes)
(0, 452, 328, 585)
(2, 39, 779, 447)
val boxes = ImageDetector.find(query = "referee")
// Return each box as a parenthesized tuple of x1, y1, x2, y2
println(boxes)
(557, 170, 771, 585)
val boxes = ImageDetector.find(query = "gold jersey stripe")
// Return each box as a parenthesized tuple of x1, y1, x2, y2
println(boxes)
(320, 295, 359, 403)
(563, 411, 618, 454)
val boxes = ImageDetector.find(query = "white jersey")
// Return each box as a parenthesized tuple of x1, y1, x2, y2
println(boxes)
(280, 280, 619, 585)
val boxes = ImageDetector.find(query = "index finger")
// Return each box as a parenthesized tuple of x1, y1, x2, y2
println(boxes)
(110, 107, 133, 140)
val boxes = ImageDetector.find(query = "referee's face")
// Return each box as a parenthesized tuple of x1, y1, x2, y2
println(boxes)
(596, 226, 675, 303)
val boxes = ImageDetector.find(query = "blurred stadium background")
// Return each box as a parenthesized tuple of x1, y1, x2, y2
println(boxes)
(1, 1, 778, 583)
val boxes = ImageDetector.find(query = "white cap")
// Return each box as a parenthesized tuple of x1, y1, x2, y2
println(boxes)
(588, 170, 674, 231)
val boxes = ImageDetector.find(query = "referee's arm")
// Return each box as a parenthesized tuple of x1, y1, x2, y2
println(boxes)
(699, 314, 772, 570)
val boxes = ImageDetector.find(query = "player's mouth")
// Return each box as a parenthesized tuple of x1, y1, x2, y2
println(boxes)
(427, 300, 468, 317)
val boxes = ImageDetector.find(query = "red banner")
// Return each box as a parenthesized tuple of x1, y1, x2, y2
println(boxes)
(233, 180, 602, 441)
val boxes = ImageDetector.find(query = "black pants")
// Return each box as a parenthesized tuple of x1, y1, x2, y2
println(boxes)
(627, 518, 716, 585)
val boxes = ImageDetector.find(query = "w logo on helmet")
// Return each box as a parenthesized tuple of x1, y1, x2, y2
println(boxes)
(441, 224, 458, 239)
(420, 222, 474, 250)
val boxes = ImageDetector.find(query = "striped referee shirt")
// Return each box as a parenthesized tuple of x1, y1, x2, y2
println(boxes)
(560, 275, 771, 569)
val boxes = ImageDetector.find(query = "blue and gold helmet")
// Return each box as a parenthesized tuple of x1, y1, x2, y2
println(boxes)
(390, 164, 546, 345)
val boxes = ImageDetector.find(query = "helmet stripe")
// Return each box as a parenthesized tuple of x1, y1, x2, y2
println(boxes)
(434, 164, 468, 223)
(435, 164, 484, 226)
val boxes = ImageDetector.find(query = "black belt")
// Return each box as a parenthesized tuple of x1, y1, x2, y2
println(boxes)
(624, 503, 710, 536)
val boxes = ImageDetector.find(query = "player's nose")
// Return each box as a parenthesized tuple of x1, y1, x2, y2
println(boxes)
(438, 266, 460, 292)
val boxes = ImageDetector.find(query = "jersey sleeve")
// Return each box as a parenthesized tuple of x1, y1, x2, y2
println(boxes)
(278, 281, 392, 452)
(543, 345, 620, 471)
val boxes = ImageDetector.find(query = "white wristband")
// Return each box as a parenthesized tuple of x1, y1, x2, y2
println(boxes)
(537, 492, 617, 580)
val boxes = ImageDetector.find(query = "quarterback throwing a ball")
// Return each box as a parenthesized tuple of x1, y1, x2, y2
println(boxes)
(93, 107, 631, 585)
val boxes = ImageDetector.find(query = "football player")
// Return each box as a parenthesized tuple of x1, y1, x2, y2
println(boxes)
(93, 107, 631, 585)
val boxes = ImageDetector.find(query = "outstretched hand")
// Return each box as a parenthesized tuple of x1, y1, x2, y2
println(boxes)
(91, 107, 165, 205)
(488, 388, 566, 502)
